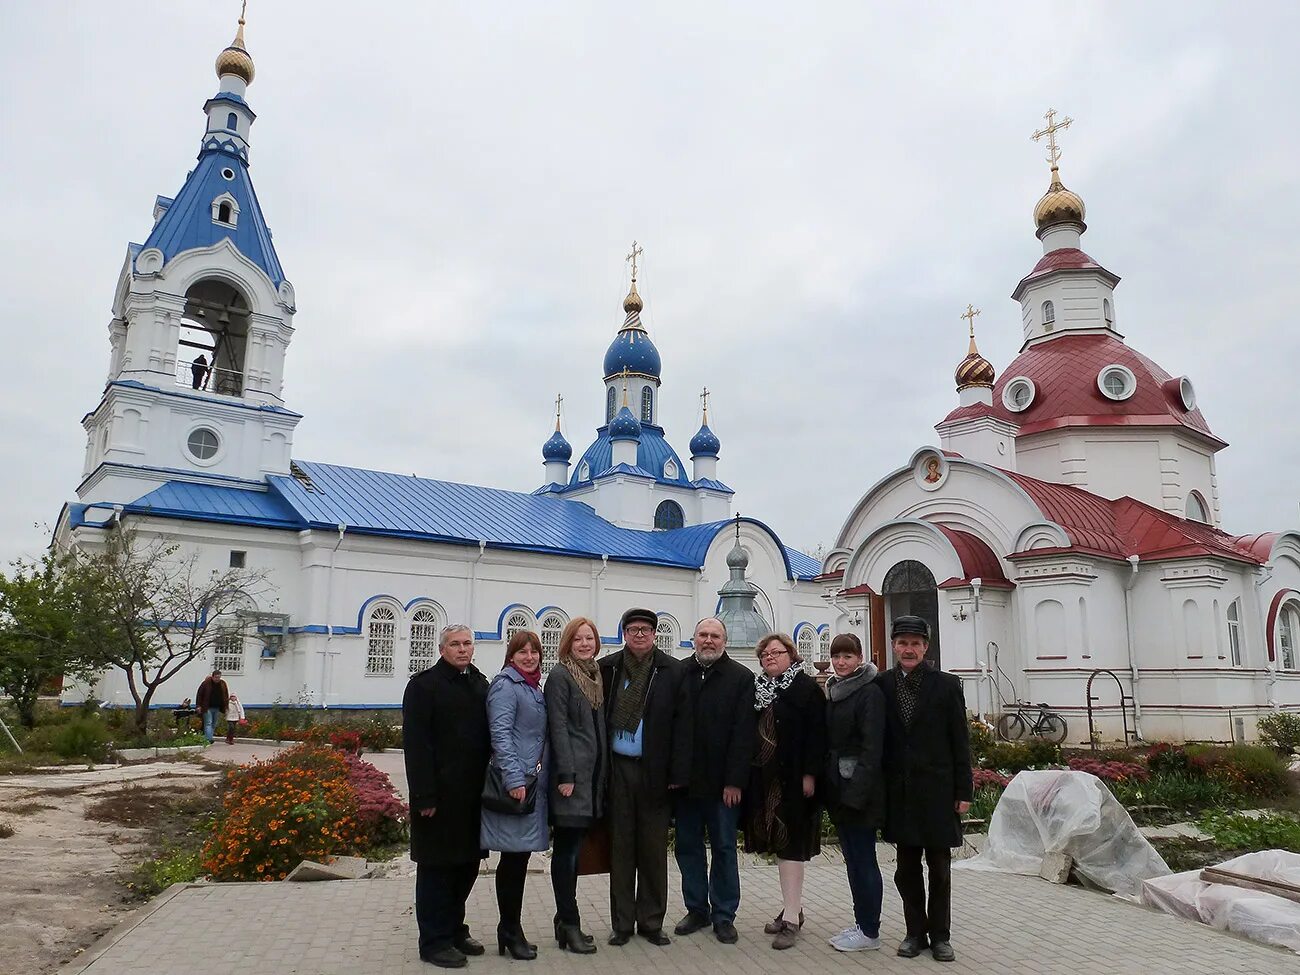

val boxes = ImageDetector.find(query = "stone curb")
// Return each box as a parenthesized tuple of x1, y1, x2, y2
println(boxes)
(113, 744, 210, 762)
(64, 881, 191, 975)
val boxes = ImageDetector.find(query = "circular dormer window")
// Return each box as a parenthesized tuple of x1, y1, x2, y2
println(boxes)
(1003, 376, 1036, 413)
(187, 427, 220, 460)
(1178, 376, 1196, 411)
(1097, 364, 1136, 401)
(221, 167, 236, 181)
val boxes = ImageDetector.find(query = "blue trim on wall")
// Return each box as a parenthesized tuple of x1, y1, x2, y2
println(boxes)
(348, 593, 403, 635)
(289, 624, 329, 634)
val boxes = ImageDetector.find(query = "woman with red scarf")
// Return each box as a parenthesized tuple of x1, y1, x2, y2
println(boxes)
(480, 630, 550, 960)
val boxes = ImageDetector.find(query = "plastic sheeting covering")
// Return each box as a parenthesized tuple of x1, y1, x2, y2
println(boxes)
(1141, 850, 1300, 954)
(954, 769, 1169, 897)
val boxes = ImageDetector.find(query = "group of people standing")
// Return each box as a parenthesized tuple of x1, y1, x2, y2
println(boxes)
(401, 608, 972, 969)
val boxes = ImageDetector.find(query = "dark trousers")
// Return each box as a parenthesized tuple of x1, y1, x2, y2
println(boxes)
(894, 845, 952, 943)
(674, 796, 741, 924)
(551, 826, 586, 925)
(415, 861, 480, 955)
(609, 755, 671, 934)
(837, 824, 883, 937)
(495, 851, 531, 930)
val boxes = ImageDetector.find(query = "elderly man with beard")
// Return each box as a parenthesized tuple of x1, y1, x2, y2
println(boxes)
(672, 617, 756, 944)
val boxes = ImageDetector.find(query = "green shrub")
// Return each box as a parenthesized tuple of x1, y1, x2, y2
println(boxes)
(1186, 744, 1291, 799)
(1257, 712, 1300, 754)
(1108, 770, 1237, 813)
(125, 848, 204, 899)
(1197, 811, 1300, 854)
(969, 720, 996, 763)
(979, 739, 1061, 773)
(24, 718, 111, 760)
(967, 786, 1003, 826)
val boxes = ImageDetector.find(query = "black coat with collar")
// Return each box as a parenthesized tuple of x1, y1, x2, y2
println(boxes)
(680, 651, 756, 799)
(402, 658, 491, 865)
(824, 666, 886, 829)
(878, 664, 973, 849)
(599, 647, 692, 797)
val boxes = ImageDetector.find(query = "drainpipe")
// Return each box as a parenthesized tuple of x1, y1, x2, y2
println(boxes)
(971, 578, 984, 720)
(1122, 554, 1144, 740)
(592, 555, 610, 630)
(321, 523, 346, 708)
(466, 541, 487, 631)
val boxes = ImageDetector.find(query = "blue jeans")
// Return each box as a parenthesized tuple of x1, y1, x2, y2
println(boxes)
(673, 796, 741, 924)
(837, 823, 883, 937)
(203, 707, 222, 742)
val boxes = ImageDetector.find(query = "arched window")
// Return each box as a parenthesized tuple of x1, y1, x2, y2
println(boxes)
(1185, 491, 1209, 524)
(656, 617, 678, 653)
(504, 608, 533, 645)
(1103, 298, 1114, 325)
(1042, 300, 1055, 325)
(1183, 599, 1203, 658)
(217, 201, 233, 224)
(539, 611, 566, 674)
(819, 628, 831, 662)
(1226, 600, 1242, 667)
(365, 605, 397, 675)
(212, 628, 245, 675)
(654, 499, 684, 531)
(796, 626, 816, 660)
(606, 386, 617, 422)
(226, 112, 238, 131)
(1279, 603, 1300, 671)
(883, 559, 941, 667)
(409, 606, 441, 674)
(641, 386, 654, 423)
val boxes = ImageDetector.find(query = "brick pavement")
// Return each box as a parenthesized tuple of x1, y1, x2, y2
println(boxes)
(71, 856, 1293, 975)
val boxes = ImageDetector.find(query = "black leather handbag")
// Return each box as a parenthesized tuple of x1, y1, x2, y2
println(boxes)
(481, 759, 541, 815)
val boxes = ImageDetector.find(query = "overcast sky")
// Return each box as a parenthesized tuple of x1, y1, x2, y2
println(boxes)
(2, 1, 1298, 566)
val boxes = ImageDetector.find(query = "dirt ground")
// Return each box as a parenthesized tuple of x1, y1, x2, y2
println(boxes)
(0, 762, 222, 975)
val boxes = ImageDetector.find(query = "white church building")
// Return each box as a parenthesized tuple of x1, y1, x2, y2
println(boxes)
(818, 113, 1300, 744)
(56, 17, 833, 712)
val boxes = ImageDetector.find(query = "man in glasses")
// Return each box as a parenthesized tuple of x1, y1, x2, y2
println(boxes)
(600, 607, 692, 947)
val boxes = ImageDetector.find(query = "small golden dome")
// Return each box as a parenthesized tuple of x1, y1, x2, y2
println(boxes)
(623, 279, 643, 314)
(1034, 165, 1085, 231)
(215, 19, 255, 85)
(955, 334, 996, 390)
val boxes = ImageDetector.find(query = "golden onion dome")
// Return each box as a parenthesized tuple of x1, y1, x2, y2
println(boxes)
(215, 19, 255, 85)
(623, 278, 644, 314)
(955, 333, 996, 391)
(1034, 164, 1085, 231)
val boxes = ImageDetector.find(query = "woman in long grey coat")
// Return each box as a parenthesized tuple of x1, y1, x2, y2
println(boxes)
(544, 617, 607, 954)
(481, 630, 550, 960)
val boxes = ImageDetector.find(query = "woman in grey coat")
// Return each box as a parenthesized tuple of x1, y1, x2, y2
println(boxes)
(481, 630, 550, 960)
(544, 617, 607, 954)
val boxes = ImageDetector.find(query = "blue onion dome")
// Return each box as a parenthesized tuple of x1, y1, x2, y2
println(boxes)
(608, 405, 642, 442)
(542, 428, 572, 462)
(602, 280, 662, 381)
(689, 423, 721, 458)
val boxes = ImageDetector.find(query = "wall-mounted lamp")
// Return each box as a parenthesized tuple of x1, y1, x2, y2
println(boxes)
(952, 606, 968, 622)
(847, 611, 862, 627)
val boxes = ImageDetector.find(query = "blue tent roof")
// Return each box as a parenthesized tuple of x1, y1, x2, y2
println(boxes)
(140, 138, 285, 286)
(568, 425, 691, 489)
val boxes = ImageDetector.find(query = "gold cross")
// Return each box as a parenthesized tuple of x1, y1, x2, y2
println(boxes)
(700, 387, 711, 421)
(1031, 107, 1073, 167)
(960, 303, 981, 338)
(626, 240, 643, 280)
(554, 393, 563, 430)
(239, 0, 248, 24)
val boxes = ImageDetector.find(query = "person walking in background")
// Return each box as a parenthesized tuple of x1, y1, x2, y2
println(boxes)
(673, 617, 755, 945)
(599, 607, 691, 947)
(403, 625, 491, 969)
(878, 616, 972, 964)
(745, 633, 826, 951)
(823, 634, 886, 953)
(481, 630, 550, 961)
(195, 669, 228, 743)
(224, 692, 246, 745)
(545, 617, 606, 955)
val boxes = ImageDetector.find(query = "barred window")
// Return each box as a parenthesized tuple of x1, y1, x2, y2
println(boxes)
(796, 626, 816, 660)
(606, 386, 617, 423)
(819, 628, 831, 662)
(213, 630, 244, 674)
(409, 607, 440, 674)
(641, 386, 654, 423)
(504, 609, 533, 645)
(655, 617, 677, 653)
(539, 612, 566, 674)
(366, 605, 397, 676)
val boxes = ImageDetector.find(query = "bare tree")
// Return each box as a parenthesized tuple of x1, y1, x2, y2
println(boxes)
(81, 525, 274, 732)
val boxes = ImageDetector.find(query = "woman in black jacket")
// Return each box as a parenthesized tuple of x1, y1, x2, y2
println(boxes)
(544, 617, 606, 955)
(823, 634, 885, 954)
(744, 633, 826, 950)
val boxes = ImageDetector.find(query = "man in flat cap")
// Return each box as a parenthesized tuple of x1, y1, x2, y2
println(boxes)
(877, 615, 972, 964)
(599, 607, 692, 946)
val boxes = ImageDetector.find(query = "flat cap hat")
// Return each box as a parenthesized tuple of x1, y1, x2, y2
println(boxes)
(621, 607, 659, 631)
(890, 615, 930, 640)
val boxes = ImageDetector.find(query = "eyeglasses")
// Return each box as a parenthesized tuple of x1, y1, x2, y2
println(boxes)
(626, 626, 655, 636)
(759, 648, 789, 660)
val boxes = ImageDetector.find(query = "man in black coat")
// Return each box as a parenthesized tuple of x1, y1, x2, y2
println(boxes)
(599, 607, 692, 947)
(878, 616, 972, 964)
(672, 617, 755, 945)
(403, 625, 491, 969)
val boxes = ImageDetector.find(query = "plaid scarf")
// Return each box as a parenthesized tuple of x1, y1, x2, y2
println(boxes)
(611, 648, 654, 734)
(896, 664, 926, 728)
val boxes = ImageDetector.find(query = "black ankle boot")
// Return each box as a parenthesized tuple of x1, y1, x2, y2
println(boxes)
(558, 923, 597, 954)
(554, 914, 594, 946)
(497, 925, 537, 961)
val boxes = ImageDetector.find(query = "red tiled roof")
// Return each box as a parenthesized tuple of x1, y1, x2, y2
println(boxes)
(839, 583, 875, 597)
(939, 402, 1003, 424)
(812, 568, 845, 583)
(1233, 533, 1279, 562)
(1003, 469, 1264, 565)
(934, 525, 1013, 588)
(1012, 247, 1119, 298)
(990, 333, 1224, 447)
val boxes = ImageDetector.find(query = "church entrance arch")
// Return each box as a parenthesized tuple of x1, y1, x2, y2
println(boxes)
(882, 559, 941, 669)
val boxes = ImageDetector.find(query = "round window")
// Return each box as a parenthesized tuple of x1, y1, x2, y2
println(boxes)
(1002, 377, 1036, 413)
(1178, 376, 1196, 411)
(221, 167, 236, 181)
(187, 427, 220, 460)
(1097, 365, 1136, 401)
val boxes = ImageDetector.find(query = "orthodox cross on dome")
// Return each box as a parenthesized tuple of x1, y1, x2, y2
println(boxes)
(734, 511, 742, 543)
(960, 303, 981, 338)
(626, 240, 644, 282)
(700, 386, 711, 423)
(239, 0, 249, 23)
(553, 393, 563, 431)
(621, 367, 630, 406)
(1031, 107, 1073, 168)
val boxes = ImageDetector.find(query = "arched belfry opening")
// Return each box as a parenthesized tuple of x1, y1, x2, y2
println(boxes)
(882, 559, 942, 669)
(178, 279, 250, 396)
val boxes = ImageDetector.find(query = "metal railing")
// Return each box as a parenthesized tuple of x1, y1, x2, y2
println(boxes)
(176, 360, 244, 396)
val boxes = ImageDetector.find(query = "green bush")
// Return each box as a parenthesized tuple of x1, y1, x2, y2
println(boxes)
(1186, 744, 1291, 799)
(1198, 811, 1300, 854)
(125, 848, 204, 899)
(967, 786, 1003, 826)
(1108, 770, 1237, 813)
(24, 718, 111, 760)
(979, 739, 1061, 773)
(1257, 712, 1300, 754)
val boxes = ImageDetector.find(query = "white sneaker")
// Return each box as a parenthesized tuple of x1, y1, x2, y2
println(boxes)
(827, 926, 857, 945)
(830, 927, 882, 952)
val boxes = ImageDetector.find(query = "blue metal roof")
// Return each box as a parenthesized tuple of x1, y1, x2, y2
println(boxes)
(689, 423, 721, 458)
(140, 128, 285, 286)
(691, 477, 735, 495)
(126, 481, 302, 529)
(567, 424, 691, 489)
(541, 429, 572, 462)
(608, 406, 642, 441)
(784, 546, 823, 580)
(597, 463, 655, 479)
(603, 329, 661, 380)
